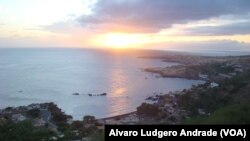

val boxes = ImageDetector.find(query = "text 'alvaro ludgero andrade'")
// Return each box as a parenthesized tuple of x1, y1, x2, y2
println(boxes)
(109, 128, 246, 139)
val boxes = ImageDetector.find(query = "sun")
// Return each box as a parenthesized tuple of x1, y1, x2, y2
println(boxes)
(102, 33, 139, 48)
(93, 33, 145, 49)
(104, 34, 131, 48)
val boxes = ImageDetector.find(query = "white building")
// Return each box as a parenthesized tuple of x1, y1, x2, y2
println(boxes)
(27, 104, 41, 110)
(199, 73, 208, 80)
(210, 82, 219, 88)
(12, 114, 26, 122)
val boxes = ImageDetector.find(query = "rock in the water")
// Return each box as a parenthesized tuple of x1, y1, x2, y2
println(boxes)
(88, 93, 107, 96)
(73, 93, 79, 95)
(100, 93, 107, 96)
(146, 96, 153, 100)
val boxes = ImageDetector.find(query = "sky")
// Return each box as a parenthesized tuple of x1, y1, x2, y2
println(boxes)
(0, 0, 250, 51)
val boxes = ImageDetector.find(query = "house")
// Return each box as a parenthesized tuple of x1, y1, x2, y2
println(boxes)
(12, 114, 26, 122)
(234, 64, 242, 68)
(27, 104, 41, 110)
(219, 73, 232, 78)
(235, 68, 243, 72)
(234, 64, 243, 72)
(228, 72, 236, 76)
(199, 73, 208, 80)
(198, 108, 206, 115)
(210, 82, 219, 88)
(67, 117, 73, 124)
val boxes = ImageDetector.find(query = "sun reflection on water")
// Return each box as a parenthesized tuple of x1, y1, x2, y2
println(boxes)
(108, 62, 131, 116)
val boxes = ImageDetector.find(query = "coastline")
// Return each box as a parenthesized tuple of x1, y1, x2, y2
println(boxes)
(97, 111, 138, 125)
(97, 111, 136, 121)
(99, 53, 250, 124)
(1, 52, 250, 141)
(2, 52, 250, 124)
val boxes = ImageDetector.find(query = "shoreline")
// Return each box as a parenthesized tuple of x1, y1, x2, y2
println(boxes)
(97, 111, 137, 121)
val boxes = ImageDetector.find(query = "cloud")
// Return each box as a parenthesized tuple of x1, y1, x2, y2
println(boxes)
(40, 21, 80, 33)
(184, 20, 250, 36)
(78, 0, 250, 33)
(155, 40, 250, 56)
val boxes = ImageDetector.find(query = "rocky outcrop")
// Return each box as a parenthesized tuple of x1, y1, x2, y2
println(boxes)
(88, 93, 107, 96)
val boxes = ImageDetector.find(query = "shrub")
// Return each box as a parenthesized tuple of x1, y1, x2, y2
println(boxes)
(137, 103, 160, 117)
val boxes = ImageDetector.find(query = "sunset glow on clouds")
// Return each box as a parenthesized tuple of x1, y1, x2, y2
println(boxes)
(0, 0, 250, 50)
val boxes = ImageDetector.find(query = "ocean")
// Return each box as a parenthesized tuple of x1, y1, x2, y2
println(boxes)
(0, 48, 205, 119)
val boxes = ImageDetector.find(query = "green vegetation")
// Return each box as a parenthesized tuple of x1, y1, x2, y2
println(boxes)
(55, 116, 104, 141)
(83, 115, 96, 123)
(27, 108, 40, 118)
(0, 119, 104, 141)
(178, 71, 250, 124)
(183, 101, 250, 124)
(90, 131, 105, 141)
(137, 103, 160, 117)
(199, 63, 235, 75)
(48, 103, 72, 126)
(0, 120, 55, 141)
(0, 103, 105, 141)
